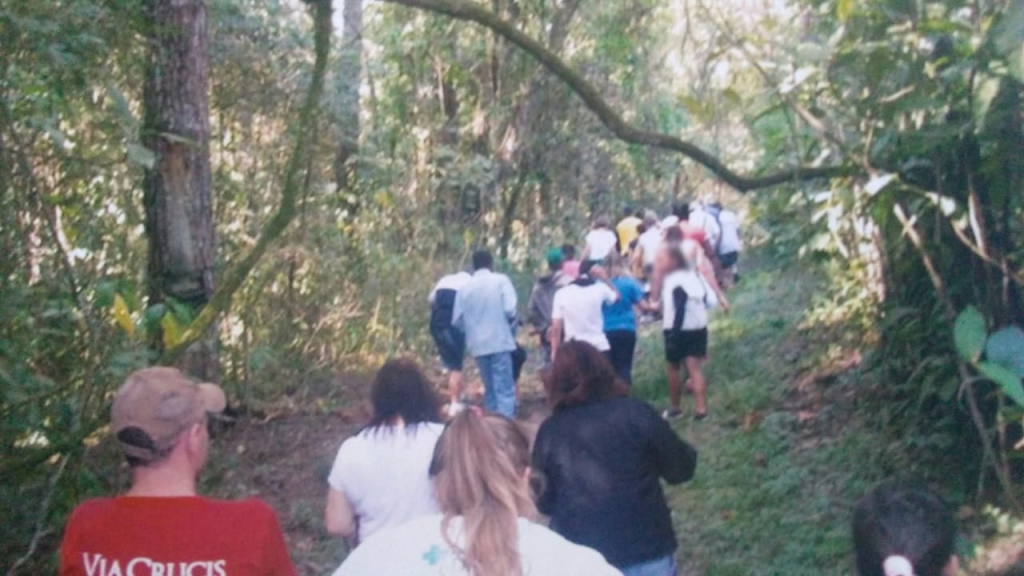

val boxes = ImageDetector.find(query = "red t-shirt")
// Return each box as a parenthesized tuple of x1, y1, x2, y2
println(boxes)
(60, 496, 296, 576)
(679, 221, 706, 244)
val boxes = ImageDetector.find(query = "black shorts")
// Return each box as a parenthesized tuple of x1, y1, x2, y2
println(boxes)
(431, 326, 466, 371)
(719, 251, 739, 269)
(663, 328, 708, 364)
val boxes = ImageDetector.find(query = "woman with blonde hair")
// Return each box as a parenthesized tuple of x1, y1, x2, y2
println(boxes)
(334, 410, 620, 576)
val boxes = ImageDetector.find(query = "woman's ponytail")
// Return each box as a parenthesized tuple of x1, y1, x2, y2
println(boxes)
(430, 411, 536, 576)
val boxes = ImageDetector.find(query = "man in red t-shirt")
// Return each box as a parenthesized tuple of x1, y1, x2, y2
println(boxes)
(60, 367, 296, 576)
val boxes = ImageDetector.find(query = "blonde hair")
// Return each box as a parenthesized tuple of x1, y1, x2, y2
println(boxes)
(429, 411, 537, 576)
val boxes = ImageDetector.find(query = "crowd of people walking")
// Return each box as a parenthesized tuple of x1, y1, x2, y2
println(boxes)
(59, 199, 964, 576)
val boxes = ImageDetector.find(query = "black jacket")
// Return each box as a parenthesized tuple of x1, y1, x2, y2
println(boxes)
(533, 396, 698, 567)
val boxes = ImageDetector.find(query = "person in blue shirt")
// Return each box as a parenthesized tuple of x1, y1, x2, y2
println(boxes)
(452, 250, 519, 418)
(602, 253, 645, 384)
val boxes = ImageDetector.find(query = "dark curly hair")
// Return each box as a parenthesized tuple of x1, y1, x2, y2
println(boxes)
(547, 341, 628, 412)
(366, 358, 441, 431)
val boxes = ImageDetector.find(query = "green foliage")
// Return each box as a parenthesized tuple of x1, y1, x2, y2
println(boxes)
(955, 306, 988, 364)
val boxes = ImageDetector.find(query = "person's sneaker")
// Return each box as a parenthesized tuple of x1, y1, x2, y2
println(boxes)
(446, 401, 467, 418)
(694, 412, 708, 421)
(662, 408, 684, 421)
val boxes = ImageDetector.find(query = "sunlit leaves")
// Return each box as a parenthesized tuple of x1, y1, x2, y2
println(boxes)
(836, 0, 856, 23)
(159, 313, 183, 349)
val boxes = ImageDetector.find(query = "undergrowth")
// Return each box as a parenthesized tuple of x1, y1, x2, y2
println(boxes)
(631, 252, 930, 574)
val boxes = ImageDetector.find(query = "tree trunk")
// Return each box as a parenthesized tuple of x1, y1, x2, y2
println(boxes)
(142, 0, 218, 381)
(333, 0, 363, 200)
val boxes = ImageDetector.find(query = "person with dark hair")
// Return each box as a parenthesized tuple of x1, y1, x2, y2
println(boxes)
(335, 410, 619, 576)
(453, 249, 520, 417)
(561, 243, 581, 280)
(429, 270, 472, 416)
(581, 216, 619, 263)
(661, 244, 718, 420)
(550, 260, 620, 362)
(533, 341, 697, 576)
(527, 248, 571, 370)
(60, 368, 295, 576)
(325, 358, 443, 547)
(853, 483, 959, 576)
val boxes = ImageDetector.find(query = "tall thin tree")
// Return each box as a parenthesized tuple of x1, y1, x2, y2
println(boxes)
(142, 0, 218, 380)
(334, 0, 363, 199)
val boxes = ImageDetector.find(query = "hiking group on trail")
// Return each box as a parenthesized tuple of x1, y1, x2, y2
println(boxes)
(60, 200, 962, 576)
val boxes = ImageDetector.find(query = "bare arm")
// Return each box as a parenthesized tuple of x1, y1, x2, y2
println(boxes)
(325, 487, 357, 538)
(698, 257, 730, 312)
(550, 318, 564, 362)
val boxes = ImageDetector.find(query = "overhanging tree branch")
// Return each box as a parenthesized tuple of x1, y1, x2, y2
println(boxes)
(379, 0, 855, 192)
(162, 0, 333, 364)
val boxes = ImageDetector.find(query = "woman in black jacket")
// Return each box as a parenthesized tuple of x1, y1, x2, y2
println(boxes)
(532, 341, 698, 576)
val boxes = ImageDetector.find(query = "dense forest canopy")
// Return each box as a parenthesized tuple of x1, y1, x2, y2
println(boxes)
(1, 0, 1022, 572)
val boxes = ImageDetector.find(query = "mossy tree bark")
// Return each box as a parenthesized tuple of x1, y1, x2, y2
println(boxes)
(161, 0, 333, 365)
(142, 0, 218, 380)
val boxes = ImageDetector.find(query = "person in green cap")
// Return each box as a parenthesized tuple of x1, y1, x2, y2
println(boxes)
(527, 248, 572, 371)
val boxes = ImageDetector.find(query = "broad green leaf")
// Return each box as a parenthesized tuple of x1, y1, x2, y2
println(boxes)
(954, 306, 986, 362)
(113, 294, 135, 336)
(160, 314, 182, 349)
(127, 142, 156, 169)
(143, 303, 167, 332)
(978, 361, 1024, 407)
(986, 326, 1024, 378)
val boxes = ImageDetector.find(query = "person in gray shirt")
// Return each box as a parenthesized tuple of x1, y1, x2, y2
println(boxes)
(452, 250, 519, 417)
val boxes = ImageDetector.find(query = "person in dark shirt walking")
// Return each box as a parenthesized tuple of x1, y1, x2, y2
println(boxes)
(532, 341, 698, 576)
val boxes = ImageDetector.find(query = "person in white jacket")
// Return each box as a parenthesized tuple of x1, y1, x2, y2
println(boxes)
(659, 246, 718, 420)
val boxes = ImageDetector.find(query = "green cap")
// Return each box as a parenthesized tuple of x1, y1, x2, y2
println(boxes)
(546, 248, 564, 267)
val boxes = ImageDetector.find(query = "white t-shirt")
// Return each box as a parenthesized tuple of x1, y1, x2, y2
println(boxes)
(585, 228, 618, 261)
(637, 227, 663, 266)
(333, 514, 621, 576)
(690, 208, 721, 249)
(661, 269, 718, 331)
(717, 210, 743, 254)
(552, 282, 618, 351)
(328, 422, 445, 541)
(428, 271, 472, 304)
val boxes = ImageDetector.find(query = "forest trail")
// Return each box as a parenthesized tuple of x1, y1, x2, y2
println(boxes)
(201, 249, 877, 575)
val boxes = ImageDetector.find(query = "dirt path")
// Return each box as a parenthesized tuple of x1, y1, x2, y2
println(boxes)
(204, 360, 551, 575)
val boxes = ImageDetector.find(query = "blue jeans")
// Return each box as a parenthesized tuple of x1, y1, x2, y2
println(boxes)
(618, 554, 677, 576)
(476, 351, 516, 417)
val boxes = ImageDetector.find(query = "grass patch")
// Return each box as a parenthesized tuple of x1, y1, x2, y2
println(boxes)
(631, 252, 889, 574)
